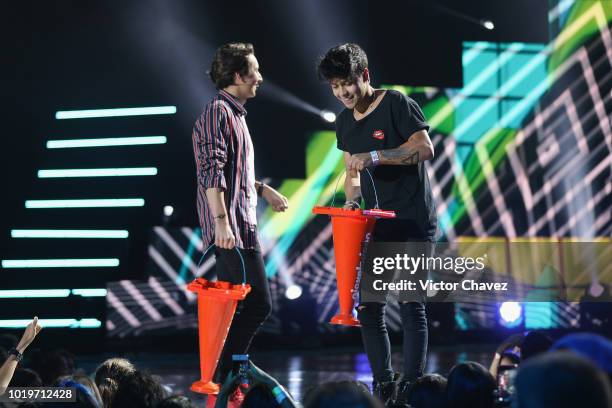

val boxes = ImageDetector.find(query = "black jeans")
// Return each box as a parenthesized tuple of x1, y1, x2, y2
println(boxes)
(213, 246, 272, 383)
(357, 301, 427, 383)
(358, 219, 431, 383)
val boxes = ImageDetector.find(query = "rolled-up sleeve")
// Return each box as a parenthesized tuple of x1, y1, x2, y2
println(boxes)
(192, 102, 228, 190)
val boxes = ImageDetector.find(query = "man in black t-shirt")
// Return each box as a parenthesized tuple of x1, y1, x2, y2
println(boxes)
(318, 43, 437, 405)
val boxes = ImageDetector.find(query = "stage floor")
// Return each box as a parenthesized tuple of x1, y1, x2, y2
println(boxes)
(77, 345, 493, 402)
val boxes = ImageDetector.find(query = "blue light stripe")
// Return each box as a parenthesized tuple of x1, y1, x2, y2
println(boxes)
(0, 289, 107, 298)
(0, 319, 102, 328)
(25, 199, 145, 208)
(72, 288, 107, 297)
(11, 229, 129, 238)
(1, 259, 120, 268)
(55, 106, 176, 119)
(37, 167, 158, 178)
(0, 290, 71, 298)
(47, 136, 167, 149)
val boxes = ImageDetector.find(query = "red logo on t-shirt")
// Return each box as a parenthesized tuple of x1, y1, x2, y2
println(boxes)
(372, 130, 385, 140)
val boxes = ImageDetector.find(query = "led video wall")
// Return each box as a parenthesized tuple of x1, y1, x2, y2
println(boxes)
(106, 1, 612, 337)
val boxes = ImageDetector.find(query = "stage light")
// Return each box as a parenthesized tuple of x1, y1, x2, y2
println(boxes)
(47, 136, 167, 149)
(321, 110, 337, 123)
(260, 81, 321, 116)
(25, 198, 145, 208)
(259, 80, 341, 127)
(481, 19, 495, 30)
(285, 284, 303, 300)
(55, 106, 176, 119)
(163, 205, 174, 217)
(433, 4, 495, 32)
(38, 167, 158, 178)
(11, 229, 129, 239)
(1, 258, 120, 268)
(499, 302, 522, 326)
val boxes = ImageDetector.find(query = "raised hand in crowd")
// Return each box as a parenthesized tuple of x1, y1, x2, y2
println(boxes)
(0, 317, 43, 395)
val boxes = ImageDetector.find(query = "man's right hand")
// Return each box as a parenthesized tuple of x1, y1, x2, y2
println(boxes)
(215, 220, 236, 249)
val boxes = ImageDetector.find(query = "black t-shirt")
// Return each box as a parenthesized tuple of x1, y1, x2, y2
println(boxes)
(336, 90, 437, 240)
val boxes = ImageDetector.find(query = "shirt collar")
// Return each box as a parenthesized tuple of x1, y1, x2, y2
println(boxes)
(218, 89, 247, 116)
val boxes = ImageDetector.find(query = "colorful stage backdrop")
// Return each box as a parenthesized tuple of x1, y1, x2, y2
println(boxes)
(0, 2, 607, 338)
(106, 1, 612, 337)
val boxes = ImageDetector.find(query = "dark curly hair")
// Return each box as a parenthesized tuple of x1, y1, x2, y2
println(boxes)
(317, 43, 369, 81)
(209, 42, 255, 89)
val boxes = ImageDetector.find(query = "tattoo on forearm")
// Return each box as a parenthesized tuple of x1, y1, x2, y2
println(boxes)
(380, 148, 420, 165)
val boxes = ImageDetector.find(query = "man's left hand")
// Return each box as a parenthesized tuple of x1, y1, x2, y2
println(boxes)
(262, 185, 289, 212)
(347, 153, 373, 172)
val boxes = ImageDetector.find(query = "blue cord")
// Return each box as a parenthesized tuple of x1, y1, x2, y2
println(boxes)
(197, 244, 247, 285)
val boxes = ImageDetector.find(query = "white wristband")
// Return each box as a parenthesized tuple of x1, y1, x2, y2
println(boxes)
(370, 150, 380, 166)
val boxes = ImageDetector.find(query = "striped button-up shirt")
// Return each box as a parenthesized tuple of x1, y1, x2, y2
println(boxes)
(192, 90, 259, 250)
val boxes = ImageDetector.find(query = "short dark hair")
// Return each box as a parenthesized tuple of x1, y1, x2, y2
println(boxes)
(317, 43, 368, 81)
(408, 374, 448, 408)
(304, 380, 382, 408)
(515, 351, 612, 408)
(209, 43, 255, 89)
(110, 370, 166, 408)
(0, 333, 19, 350)
(10, 368, 43, 387)
(446, 361, 496, 408)
(521, 330, 553, 361)
(27, 349, 75, 385)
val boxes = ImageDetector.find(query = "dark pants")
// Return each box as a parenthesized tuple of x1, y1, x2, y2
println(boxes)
(358, 219, 431, 383)
(358, 301, 428, 383)
(213, 246, 272, 383)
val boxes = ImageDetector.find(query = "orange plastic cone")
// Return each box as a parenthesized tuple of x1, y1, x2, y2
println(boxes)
(312, 206, 395, 326)
(188, 278, 251, 394)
